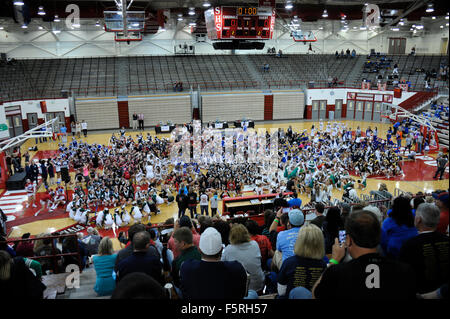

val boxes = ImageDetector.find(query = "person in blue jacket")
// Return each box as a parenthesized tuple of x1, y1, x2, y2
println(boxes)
(381, 196, 418, 259)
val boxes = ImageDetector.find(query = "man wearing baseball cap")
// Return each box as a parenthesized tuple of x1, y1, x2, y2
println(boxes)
(179, 227, 248, 299)
(275, 209, 305, 265)
(432, 191, 449, 234)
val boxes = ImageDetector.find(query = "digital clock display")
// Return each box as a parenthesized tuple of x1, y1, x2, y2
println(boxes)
(237, 7, 258, 15)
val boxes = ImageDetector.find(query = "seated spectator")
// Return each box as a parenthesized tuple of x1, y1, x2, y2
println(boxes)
(114, 224, 160, 271)
(111, 272, 167, 299)
(399, 203, 449, 294)
(23, 257, 43, 280)
(222, 224, 265, 294)
(213, 218, 231, 246)
(312, 210, 417, 299)
(432, 191, 449, 234)
(82, 227, 102, 257)
(322, 206, 344, 254)
(277, 224, 327, 299)
(261, 209, 276, 237)
(0, 250, 47, 299)
(62, 234, 88, 271)
(268, 208, 290, 252)
(180, 227, 248, 299)
(116, 231, 164, 285)
(339, 202, 351, 225)
(327, 76, 333, 88)
(245, 219, 274, 271)
(14, 233, 34, 257)
(33, 234, 62, 273)
(351, 49, 356, 58)
(288, 192, 302, 208)
(363, 205, 383, 223)
(274, 209, 305, 270)
(370, 183, 393, 200)
(93, 237, 117, 296)
(171, 227, 201, 291)
(381, 196, 418, 259)
(167, 216, 200, 259)
(311, 202, 326, 229)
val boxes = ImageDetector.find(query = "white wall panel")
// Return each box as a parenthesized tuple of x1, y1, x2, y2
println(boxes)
(128, 95, 191, 126)
(273, 92, 305, 120)
(201, 93, 264, 122)
(75, 99, 118, 130)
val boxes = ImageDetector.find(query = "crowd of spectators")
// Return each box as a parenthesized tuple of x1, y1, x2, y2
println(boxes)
(1, 188, 447, 300)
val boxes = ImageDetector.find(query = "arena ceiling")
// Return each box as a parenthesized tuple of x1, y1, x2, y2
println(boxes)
(0, 0, 447, 34)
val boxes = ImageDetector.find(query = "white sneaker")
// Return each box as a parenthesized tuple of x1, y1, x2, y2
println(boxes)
(32, 204, 37, 208)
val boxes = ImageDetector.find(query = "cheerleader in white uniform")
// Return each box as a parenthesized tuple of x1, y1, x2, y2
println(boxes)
(79, 209, 89, 225)
(74, 207, 84, 223)
(96, 209, 105, 228)
(69, 204, 77, 220)
(114, 208, 123, 228)
(103, 210, 114, 229)
(146, 162, 154, 183)
(131, 202, 142, 224)
(121, 206, 131, 226)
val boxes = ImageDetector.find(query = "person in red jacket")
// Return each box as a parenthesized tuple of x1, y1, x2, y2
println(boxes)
(433, 191, 449, 235)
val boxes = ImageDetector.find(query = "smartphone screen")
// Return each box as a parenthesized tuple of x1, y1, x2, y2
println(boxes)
(339, 230, 346, 244)
(282, 207, 290, 213)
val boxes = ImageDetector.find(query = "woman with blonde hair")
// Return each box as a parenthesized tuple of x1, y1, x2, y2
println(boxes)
(277, 223, 327, 299)
(221, 223, 265, 294)
(92, 237, 117, 296)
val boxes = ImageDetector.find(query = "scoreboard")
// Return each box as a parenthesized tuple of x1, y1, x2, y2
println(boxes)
(205, 6, 276, 40)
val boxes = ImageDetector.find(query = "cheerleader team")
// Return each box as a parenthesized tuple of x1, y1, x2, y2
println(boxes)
(37, 121, 405, 229)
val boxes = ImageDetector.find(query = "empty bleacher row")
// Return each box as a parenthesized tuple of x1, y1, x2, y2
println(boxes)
(0, 54, 448, 101)
(357, 54, 448, 92)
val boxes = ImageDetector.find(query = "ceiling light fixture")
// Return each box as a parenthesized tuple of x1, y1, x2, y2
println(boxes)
(54, 15, 60, 22)
(21, 24, 28, 29)
(189, 8, 195, 16)
(13, 1, 24, 6)
(96, 20, 100, 27)
(285, 2, 293, 10)
(202, 2, 211, 7)
(38, 6, 46, 16)
(322, 9, 328, 18)
(425, 3, 434, 13)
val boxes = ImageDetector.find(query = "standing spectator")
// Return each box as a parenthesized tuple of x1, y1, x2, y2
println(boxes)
(417, 132, 424, 154)
(399, 203, 449, 294)
(312, 210, 417, 299)
(138, 113, 144, 130)
(222, 224, 265, 294)
(116, 231, 164, 284)
(81, 120, 88, 138)
(351, 49, 356, 58)
(60, 124, 67, 143)
(433, 153, 448, 180)
(132, 113, 138, 131)
(380, 196, 418, 259)
(432, 191, 449, 234)
(410, 46, 416, 56)
(40, 160, 48, 187)
(93, 237, 117, 296)
(170, 227, 201, 293)
(75, 121, 81, 139)
(176, 190, 188, 218)
(0, 250, 47, 299)
(327, 76, 333, 88)
(199, 191, 209, 216)
(70, 121, 76, 138)
(277, 224, 327, 299)
(346, 48, 350, 58)
(210, 192, 219, 217)
(187, 187, 198, 219)
(179, 227, 248, 299)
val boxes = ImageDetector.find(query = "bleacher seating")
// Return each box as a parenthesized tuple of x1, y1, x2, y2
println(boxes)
(0, 54, 447, 101)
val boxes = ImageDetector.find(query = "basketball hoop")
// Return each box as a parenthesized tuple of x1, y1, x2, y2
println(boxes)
(292, 30, 317, 42)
